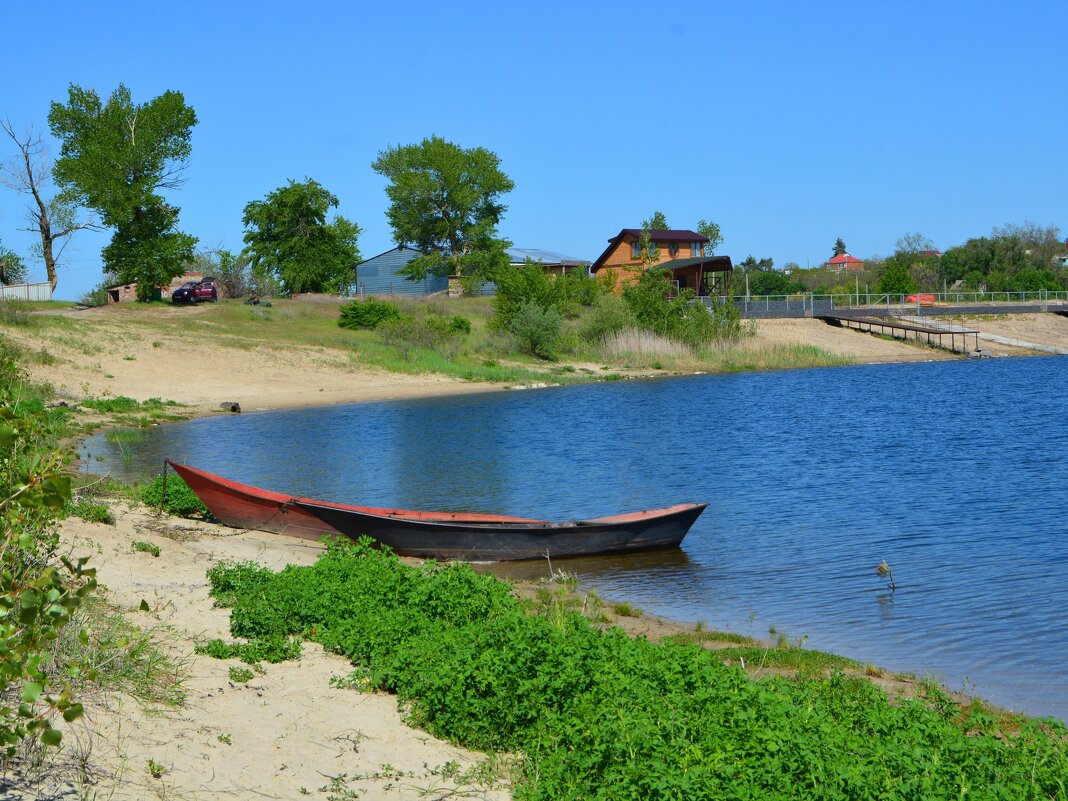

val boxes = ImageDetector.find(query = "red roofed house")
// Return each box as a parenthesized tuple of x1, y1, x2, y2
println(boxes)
(824, 253, 865, 273)
(589, 228, 733, 295)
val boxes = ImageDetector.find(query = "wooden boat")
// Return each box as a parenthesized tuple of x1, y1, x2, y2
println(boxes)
(166, 461, 545, 541)
(293, 499, 706, 561)
(168, 461, 705, 561)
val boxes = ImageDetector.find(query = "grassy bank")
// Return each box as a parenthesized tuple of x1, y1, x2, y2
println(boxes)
(203, 539, 1068, 800)
(3, 297, 854, 394)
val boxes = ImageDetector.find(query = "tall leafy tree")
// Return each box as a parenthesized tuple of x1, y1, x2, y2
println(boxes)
(697, 219, 723, 256)
(372, 136, 513, 282)
(1, 120, 97, 291)
(832, 237, 847, 256)
(242, 179, 361, 294)
(0, 241, 27, 285)
(48, 84, 198, 299)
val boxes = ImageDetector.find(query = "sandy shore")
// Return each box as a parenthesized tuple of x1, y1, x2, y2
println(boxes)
(30, 507, 511, 801)
(16, 305, 1067, 419)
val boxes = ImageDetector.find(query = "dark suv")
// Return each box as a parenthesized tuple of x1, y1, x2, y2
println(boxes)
(171, 278, 218, 304)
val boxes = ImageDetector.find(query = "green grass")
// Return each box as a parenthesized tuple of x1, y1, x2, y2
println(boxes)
(131, 540, 161, 558)
(104, 427, 147, 444)
(68, 498, 115, 525)
(46, 597, 186, 706)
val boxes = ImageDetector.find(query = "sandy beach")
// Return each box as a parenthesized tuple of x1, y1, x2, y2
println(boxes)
(15, 304, 1068, 419)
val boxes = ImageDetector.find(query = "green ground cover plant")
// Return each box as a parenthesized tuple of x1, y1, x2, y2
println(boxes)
(338, 297, 402, 329)
(204, 539, 1068, 800)
(140, 473, 209, 518)
(68, 498, 115, 525)
(131, 540, 161, 558)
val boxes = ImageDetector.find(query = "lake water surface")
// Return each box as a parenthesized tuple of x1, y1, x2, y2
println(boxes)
(84, 357, 1068, 721)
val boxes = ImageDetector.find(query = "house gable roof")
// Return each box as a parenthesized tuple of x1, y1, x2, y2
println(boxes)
(824, 253, 864, 266)
(591, 228, 709, 272)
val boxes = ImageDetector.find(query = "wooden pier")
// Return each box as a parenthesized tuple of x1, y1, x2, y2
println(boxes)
(815, 312, 980, 353)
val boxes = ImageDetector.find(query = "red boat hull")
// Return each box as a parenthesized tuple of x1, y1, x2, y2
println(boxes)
(167, 461, 544, 541)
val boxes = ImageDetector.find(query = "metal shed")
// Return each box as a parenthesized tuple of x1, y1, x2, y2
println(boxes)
(355, 246, 448, 297)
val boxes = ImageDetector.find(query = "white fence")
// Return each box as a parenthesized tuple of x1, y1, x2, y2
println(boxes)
(0, 282, 53, 302)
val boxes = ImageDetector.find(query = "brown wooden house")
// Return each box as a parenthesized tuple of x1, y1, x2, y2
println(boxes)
(590, 229, 732, 295)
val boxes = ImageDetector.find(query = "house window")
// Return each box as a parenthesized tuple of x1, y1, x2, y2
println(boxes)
(631, 241, 641, 259)
(691, 242, 701, 257)
(669, 242, 679, 257)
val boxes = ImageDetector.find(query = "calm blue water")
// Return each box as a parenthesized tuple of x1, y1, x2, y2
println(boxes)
(83, 357, 1068, 721)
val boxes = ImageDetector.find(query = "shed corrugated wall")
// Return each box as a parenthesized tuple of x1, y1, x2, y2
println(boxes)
(356, 247, 449, 297)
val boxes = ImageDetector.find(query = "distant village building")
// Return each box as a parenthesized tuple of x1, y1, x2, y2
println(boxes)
(824, 253, 865, 273)
(356, 245, 591, 297)
(589, 228, 732, 295)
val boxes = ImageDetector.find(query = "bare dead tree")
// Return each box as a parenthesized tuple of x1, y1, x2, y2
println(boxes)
(1, 119, 99, 290)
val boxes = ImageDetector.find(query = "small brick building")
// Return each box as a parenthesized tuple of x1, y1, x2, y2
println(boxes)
(106, 272, 208, 303)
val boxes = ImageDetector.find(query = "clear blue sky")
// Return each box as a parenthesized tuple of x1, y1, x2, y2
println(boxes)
(2, 0, 1065, 300)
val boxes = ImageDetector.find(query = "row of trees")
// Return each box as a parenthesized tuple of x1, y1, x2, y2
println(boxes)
(2, 84, 523, 299)
(733, 225, 1068, 297)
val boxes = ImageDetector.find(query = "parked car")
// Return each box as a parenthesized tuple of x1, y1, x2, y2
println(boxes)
(171, 281, 200, 303)
(194, 277, 218, 302)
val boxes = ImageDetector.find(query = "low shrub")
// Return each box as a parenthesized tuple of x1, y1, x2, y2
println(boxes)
(338, 297, 402, 329)
(131, 540, 160, 558)
(80, 396, 141, 414)
(426, 312, 471, 337)
(579, 293, 637, 343)
(79, 283, 111, 308)
(0, 299, 33, 326)
(69, 498, 115, 525)
(508, 302, 560, 360)
(140, 473, 209, 518)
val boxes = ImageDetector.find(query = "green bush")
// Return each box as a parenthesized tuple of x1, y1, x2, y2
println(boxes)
(579, 293, 637, 342)
(80, 396, 141, 413)
(338, 297, 402, 329)
(508, 302, 560, 359)
(557, 269, 602, 307)
(426, 312, 471, 337)
(0, 345, 95, 754)
(202, 539, 1068, 801)
(69, 498, 115, 525)
(493, 262, 561, 329)
(140, 473, 209, 518)
(0, 300, 33, 326)
(79, 283, 111, 308)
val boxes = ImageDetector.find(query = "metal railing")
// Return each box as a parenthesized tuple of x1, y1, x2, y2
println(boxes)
(720, 290, 1068, 318)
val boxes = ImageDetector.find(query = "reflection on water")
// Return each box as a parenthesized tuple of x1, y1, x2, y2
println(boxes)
(83, 357, 1068, 721)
